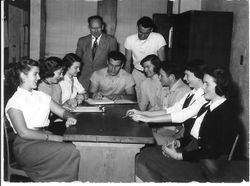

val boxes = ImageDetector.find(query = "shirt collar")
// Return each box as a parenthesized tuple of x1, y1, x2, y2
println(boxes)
(17, 86, 34, 95)
(191, 87, 204, 97)
(104, 67, 121, 78)
(92, 34, 102, 43)
(64, 74, 73, 81)
(209, 97, 226, 111)
(170, 79, 182, 92)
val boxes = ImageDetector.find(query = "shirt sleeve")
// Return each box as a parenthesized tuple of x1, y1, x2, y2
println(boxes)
(171, 97, 207, 123)
(89, 71, 99, 86)
(124, 36, 132, 50)
(156, 33, 167, 49)
(125, 74, 135, 90)
(74, 77, 86, 94)
(138, 81, 149, 111)
(164, 93, 189, 113)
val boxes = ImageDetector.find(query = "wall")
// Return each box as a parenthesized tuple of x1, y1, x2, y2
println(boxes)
(201, 0, 249, 158)
(45, 0, 167, 57)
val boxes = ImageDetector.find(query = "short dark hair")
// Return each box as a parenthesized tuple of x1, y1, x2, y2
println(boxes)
(63, 53, 82, 74)
(108, 51, 126, 64)
(5, 59, 39, 88)
(39, 57, 63, 79)
(140, 54, 161, 74)
(160, 62, 183, 80)
(88, 15, 103, 25)
(184, 59, 206, 80)
(137, 16, 155, 29)
(204, 66, 233, 98)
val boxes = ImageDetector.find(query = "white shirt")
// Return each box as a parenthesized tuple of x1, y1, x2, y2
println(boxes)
(59, 75, 86, 104)
(124, 32, 166, 71)
(91, 34, 102, 47)
(190, 97, 226, 139)
(165, 87, 207, 123)
(5, 87, 51, 133)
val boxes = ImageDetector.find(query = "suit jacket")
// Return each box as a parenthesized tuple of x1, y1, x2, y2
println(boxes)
(76, 33, 117, 90)
(181, 100, 238, 161)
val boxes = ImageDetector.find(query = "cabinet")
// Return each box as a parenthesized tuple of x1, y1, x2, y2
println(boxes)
(171, 10, 233, 67)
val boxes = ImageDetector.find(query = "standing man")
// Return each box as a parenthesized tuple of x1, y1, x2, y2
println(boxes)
(76, 15, 118, 90)
(124, 16, 166, 103)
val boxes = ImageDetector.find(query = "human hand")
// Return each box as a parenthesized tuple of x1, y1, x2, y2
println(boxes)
(83, 93, 89, 100)
(131, 114, 150, 123)
(126, 109, 141, 117)
(107, 94, 122, 101)
(65, 117, 77, 127)
(93, 92, 103, 100)
(75, 94, 84, 104)
(66, 98, 77, 108)
(162, 142, 182, 160)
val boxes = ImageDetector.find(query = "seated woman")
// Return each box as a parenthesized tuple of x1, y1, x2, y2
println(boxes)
(38, 57, 66, 135)
(133, 66, 238, 182)
(59, 53, 88, 108)
(5, 59, 80, 182)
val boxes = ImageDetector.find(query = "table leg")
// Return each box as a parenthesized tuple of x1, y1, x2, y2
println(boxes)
(74, 142, 144, 182)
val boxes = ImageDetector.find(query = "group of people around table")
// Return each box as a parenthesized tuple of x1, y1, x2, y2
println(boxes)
(4, 14, 239, 182)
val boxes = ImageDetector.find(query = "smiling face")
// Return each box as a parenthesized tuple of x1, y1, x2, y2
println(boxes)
(47, 67, 64, 84)
(137, 25, 152, 40)
(89, 18, 103, 38)
(183, 70, 201, 89)
(67, 61, 81, 77)
(143, 60, 156, 78)
(107, 58, 123, 76)
(20, 66, 40, 90)
(203, 74, 218, 101)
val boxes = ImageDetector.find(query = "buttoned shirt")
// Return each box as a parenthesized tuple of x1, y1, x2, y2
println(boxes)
(139, 74, 163, 111)
(90, 67, 135, 96)
(5, 87, 51, 133)
(162, 79, 191, 108)
(190, 97, 226, 139)
(91, 34, 102, 47)
(124, 32, 166, 71)
(59, 75, 86, 104)
(164, 87, 207, 123)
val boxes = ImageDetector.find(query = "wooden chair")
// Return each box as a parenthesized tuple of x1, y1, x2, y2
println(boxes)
(4, 118, 28, 181)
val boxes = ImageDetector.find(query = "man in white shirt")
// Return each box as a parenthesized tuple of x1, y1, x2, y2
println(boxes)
(89, 51, 135, 101)
(124, 16, 166, 103)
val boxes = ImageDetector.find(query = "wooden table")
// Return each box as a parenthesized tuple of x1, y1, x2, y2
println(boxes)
(63, 104, 154, 182)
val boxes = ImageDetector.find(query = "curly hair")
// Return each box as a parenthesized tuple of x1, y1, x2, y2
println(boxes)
(39, 57, 63, 80)
(62, 53, 82, 74)
(5, 59, 39, 88)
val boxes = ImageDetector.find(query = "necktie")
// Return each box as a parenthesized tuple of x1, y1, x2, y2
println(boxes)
(92, 37, 98, 59)
(196, 102, 210, 117)
(182, 93, 194, 109)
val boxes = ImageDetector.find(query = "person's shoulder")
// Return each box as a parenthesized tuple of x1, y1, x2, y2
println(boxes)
(149, 32, 165, 40)
(93, 67, 106, 77)
(78, 34, 91, 41)
(102, 33, 116, 41)
(125, 33, 137, 41)
(120, 69, 132, 77)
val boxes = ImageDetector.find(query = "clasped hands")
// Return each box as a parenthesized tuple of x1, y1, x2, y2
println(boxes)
(162, 140, 182, 160)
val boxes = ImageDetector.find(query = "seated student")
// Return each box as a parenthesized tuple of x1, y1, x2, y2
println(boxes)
(38, 57, 67, 135)
(38, 56, 63, 104)
(133, 67, 238, 182)
(139, 54, 163, 111)
(5, 59, 80, 182)
(159, 63, 190, 108)
(60, 53, 88, 108)
(89, 51, 135, 101)
(127, 61, 207, 143)
(152, 62, 190, 145)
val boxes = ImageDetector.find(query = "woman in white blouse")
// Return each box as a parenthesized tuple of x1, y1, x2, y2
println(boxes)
(60, 53, 88, 108)
(5, 59, 80, 182)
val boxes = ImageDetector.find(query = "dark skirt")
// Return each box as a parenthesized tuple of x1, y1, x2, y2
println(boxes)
(13, 136, 80, 182)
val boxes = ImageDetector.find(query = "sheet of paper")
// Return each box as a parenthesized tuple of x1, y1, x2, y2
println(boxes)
(72, 106, 104, 113)
(85, 97, 136, 105)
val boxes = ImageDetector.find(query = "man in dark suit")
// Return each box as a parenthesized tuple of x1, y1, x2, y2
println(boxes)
(76, 15, 118, 90)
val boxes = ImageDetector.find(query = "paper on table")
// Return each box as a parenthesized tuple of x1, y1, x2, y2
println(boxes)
(85, 97, 136, 105)
(71, 106, 104, 113)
